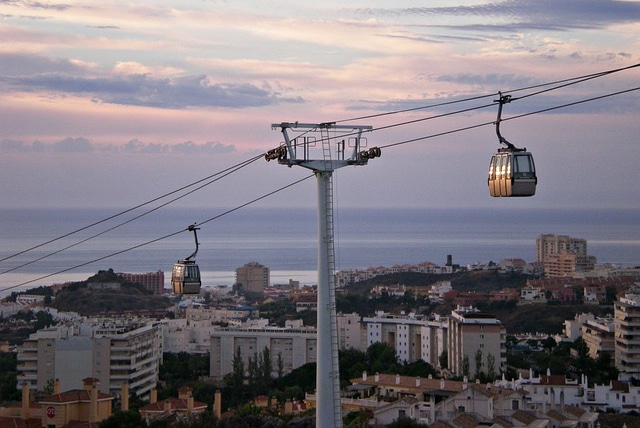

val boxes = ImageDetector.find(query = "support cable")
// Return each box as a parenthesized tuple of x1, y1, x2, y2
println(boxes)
(0, 154, 263, 264)
(0, 155, 263, 276)
(1, 174, 314, 292)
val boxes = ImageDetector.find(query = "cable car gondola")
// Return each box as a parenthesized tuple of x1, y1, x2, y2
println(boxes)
(488, 93, 537, 197)
(171, 224, 201, 295)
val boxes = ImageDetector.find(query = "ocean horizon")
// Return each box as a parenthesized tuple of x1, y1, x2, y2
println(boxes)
(1, 206, 639, 297)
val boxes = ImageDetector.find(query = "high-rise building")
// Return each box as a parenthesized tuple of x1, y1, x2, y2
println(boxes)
(117, 270, 165, 295)
(16, 318, 163, 400)
(536, 234, 596, 277)
(235, 262, 270, 293)
(447, 307, 506, 378)
(614, 294, 640, 380)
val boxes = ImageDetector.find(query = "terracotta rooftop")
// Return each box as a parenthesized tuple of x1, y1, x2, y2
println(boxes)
(452, 412, 480, 428)
(39, 390, 112, 404)
(140, 398, 207, 413)
(351, 373, 465, 394)
(0, 417, 41, 428)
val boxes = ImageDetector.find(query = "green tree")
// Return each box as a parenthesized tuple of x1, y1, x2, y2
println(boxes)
(98, 410, 146, 428)
(0, 352, 19, 404)
(224, 346, 246, 408)
(486, 353, 496, 381)
(474, 350, 483, 379)
(439, 350, 448, 370)
(261, 347, 272, 388)
(277, 353, 284, 379)
(399, 359, 436, 378)
(461, 355, 470, 378)
(387, 415, 429, 427)
(367, 342, 399, 374)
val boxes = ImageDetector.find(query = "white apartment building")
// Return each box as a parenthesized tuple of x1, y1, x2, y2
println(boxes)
(209, 324, 317, 380)
(16, 318, 163, 400)
(335, 262, 453, 287)
(581, 315, 615, 359)
(337, 312, 367, 351)
(185, 303, 259, 324)
(614, 293, 640, 380)
(564, 313, 596, 341)
(362, 311, 448, 368)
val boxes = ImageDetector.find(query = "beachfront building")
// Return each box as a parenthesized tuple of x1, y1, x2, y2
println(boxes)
(235, 262, 270, 293)
(16, 318, 163, 400)
(117, 270, 165, 295)
(536, 234, 596, 277)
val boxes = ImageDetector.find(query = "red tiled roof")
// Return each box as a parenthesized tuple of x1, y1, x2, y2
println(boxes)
(140, 398, 207, 413)
(39, 390, 112, 404)
(452, 413, 479, 428)
(0, 417, 42, 428)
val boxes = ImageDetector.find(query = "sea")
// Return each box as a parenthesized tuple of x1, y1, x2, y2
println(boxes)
(1, 207, 639, 298)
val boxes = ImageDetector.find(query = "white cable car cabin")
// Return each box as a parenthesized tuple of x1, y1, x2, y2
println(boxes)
(488, 92, 537, 197)
(488, 148, 537, 197)
(171, 261, 201, 295)
(171, 224, 201, 295)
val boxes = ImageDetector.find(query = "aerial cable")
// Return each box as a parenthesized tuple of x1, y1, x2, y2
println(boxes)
(335, 62, 640, 124)
(0, 154, 263, 276)
(0, 153, 264, 264)
(285, 64, 640, 147)
(1, 173, 314, 292)
(502, 86, 640, 121)
(334, 93, 496, 124)
(195, 174, 314, 227)
(380, 85, 640, 150)
(506, 62, 640, 100)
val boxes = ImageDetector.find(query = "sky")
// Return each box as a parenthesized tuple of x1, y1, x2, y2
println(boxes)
(1, 0, 640, 211)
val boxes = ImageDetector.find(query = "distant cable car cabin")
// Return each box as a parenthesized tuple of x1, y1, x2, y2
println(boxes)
(171, 224, 201, 295)
(488, 93, 537, 197)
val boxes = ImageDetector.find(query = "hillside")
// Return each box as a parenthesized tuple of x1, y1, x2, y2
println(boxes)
(347, 269, 531, 293)
(344, 270, 614, 335)
(51, 269, 172, 315)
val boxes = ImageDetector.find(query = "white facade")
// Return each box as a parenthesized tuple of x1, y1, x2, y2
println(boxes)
(16, 318, 162, 400)
(335, 262, 453, 287)
(614, 294, 640, 380)
(520, 285, 546, 303)
(362, 312, 448, 367)
(209, 326, 317, 380)
(428, 281, 452, 302)
(447, 307, 506, 378)
(564, 313, 596, 341)
(337, 312, 366, 351)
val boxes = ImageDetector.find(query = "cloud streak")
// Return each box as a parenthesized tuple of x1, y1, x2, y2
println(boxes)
(2, 66, 304, 109)
(0, 137, 237, 154)
(359, 0, 640, 31)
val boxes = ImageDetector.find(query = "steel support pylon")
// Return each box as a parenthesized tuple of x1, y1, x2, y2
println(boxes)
(267, 122, 378, 428)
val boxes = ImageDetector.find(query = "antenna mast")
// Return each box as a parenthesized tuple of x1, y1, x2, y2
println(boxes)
(267, 122, 379, 428)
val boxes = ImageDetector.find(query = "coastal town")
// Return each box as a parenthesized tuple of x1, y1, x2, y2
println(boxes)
(1, 233, 640, 427)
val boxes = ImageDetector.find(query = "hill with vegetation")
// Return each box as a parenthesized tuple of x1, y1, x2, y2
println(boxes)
(341, 270, 614, 334)
(50, 269, 172, 316)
